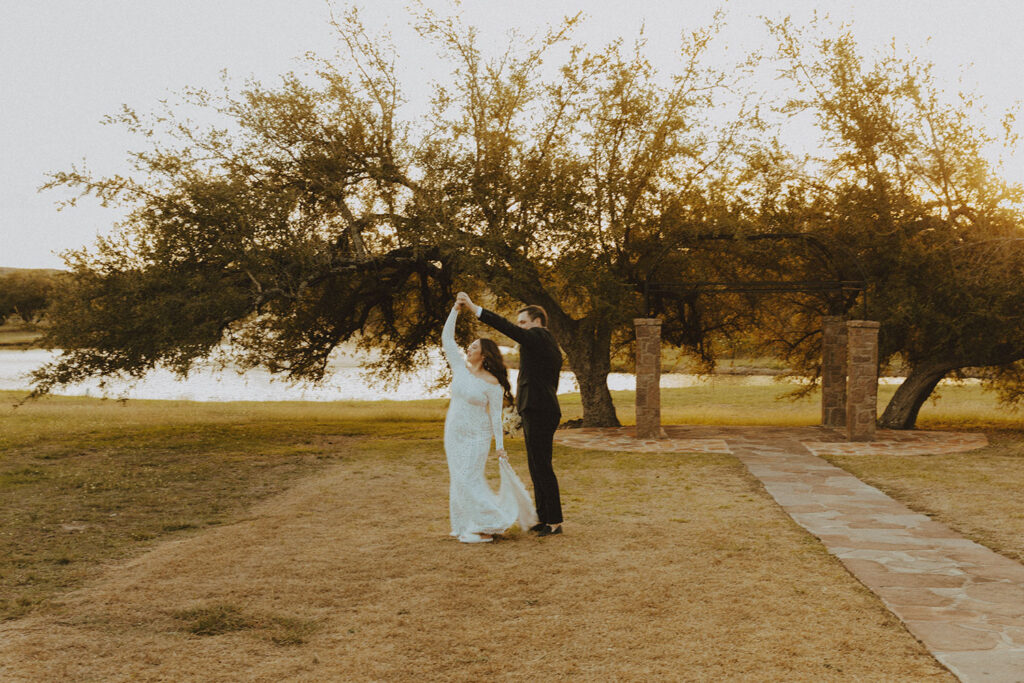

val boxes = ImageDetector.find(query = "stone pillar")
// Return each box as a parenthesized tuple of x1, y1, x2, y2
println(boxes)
(845, 320, 881, 441)
(634, 318, 666, 439)
(821, 316, 848, 428)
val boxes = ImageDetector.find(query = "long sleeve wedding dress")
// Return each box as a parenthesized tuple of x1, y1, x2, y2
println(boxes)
(442, 306, 537, 543)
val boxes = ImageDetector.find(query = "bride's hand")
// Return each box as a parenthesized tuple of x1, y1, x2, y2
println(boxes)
(456, 291, 475, 312)
(496, 448, 507, 461)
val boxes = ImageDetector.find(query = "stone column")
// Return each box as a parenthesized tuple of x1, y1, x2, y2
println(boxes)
(821, 316, 848, 428)
(845, 320, 881, 441)
(634, 318, 666, 439)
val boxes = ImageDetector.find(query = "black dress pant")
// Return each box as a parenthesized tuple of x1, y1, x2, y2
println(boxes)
(521, 409, 562, 525)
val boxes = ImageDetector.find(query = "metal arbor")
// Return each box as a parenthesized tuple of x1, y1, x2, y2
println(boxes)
(632, 232, 879, 441)
(640, 232, 868, 319)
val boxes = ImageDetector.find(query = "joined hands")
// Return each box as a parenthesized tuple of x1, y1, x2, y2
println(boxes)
(455, 291, 476, 314)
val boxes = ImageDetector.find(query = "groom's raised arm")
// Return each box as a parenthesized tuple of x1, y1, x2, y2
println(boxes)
(457, 291, 535, 347)
(477, 308, 532, 346)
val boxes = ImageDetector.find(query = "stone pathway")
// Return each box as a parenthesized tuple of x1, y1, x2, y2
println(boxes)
(555, 425, 1024, 683)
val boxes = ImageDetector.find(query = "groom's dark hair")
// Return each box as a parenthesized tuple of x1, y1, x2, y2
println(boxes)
(518, 304, 548, 327)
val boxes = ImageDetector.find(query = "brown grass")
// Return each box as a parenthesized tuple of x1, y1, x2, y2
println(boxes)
(0, 394, 951, 681)
(0, 393, 368, 621)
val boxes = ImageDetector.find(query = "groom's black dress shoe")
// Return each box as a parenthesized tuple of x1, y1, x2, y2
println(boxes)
(536, 525, 562, 537)
(528, 523, 547, 533)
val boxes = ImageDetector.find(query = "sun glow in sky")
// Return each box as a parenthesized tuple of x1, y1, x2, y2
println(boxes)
(3, 0, 1023, 269)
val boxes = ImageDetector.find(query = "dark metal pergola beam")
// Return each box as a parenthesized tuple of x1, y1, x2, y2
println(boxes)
(641, 231, 871, 318)
(645, 280, 866, 294)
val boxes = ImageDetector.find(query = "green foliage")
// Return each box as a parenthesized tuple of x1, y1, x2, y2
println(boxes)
(36, 8, 752, 426)
(32, 8, 1024, 428)
(733, 18, 1024, 426)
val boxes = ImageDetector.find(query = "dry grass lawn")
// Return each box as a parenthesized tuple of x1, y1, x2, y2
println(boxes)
(0, 392, 956, 680)
(652, 381, 1024, 570)
(0, 394, 362, 621)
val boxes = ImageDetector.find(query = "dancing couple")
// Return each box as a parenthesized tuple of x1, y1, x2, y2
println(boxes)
(441, 292, 564, 543)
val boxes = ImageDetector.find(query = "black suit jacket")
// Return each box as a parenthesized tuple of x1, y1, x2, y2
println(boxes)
(479, 308, 562, 418)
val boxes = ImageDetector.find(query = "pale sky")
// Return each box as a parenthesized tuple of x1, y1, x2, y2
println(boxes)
(2, 0, 1022, 270)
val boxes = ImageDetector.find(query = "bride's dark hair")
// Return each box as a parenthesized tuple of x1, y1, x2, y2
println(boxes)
(478, 338, 514, 407)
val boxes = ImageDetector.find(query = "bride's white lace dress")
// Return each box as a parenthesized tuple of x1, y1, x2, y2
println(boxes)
(442, 306, 537, 542)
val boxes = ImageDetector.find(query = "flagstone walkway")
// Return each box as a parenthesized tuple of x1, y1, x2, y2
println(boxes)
(555, 425, 1024, 683)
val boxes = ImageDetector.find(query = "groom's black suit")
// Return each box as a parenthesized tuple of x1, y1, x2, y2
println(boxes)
(478, 308, 563, 525)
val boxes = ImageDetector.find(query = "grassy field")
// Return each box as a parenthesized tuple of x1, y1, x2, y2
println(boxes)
(0, 394, 446, 621)
(0, 382, 1019, 679)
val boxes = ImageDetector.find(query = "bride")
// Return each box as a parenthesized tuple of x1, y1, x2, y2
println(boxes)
(442, 300, 538, 543)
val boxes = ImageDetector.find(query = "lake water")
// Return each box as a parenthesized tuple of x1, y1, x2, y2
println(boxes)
(0, 349, 781, 402)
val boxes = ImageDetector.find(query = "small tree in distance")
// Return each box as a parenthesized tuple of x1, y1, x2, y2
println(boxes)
(0, 270, 61, 325)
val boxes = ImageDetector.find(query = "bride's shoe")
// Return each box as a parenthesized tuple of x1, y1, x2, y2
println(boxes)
(458, 533, 493, 544)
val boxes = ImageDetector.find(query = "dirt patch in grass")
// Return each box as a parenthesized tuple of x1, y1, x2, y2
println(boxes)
(826, 426, 1024, 564)
(0, 418, 950, 680)
(172, 604, 319, 644)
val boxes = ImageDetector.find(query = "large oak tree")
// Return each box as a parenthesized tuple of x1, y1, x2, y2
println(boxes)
(743, 19, 1024, 429)
(34, 9, 751, 426)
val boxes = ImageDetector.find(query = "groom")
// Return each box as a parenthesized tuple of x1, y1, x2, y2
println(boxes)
(456, 292, 564, 537)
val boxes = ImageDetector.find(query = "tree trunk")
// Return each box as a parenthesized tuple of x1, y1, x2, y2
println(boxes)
(574, 364, 620, 427)
(878, 359, 955, 429)
(554, 319, 620, 427)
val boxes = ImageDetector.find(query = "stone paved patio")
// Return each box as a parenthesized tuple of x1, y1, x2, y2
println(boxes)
(554, 425, 1024, 682)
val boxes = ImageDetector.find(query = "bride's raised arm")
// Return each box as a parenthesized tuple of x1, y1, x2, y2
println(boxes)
(441, 305, 467, 376)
